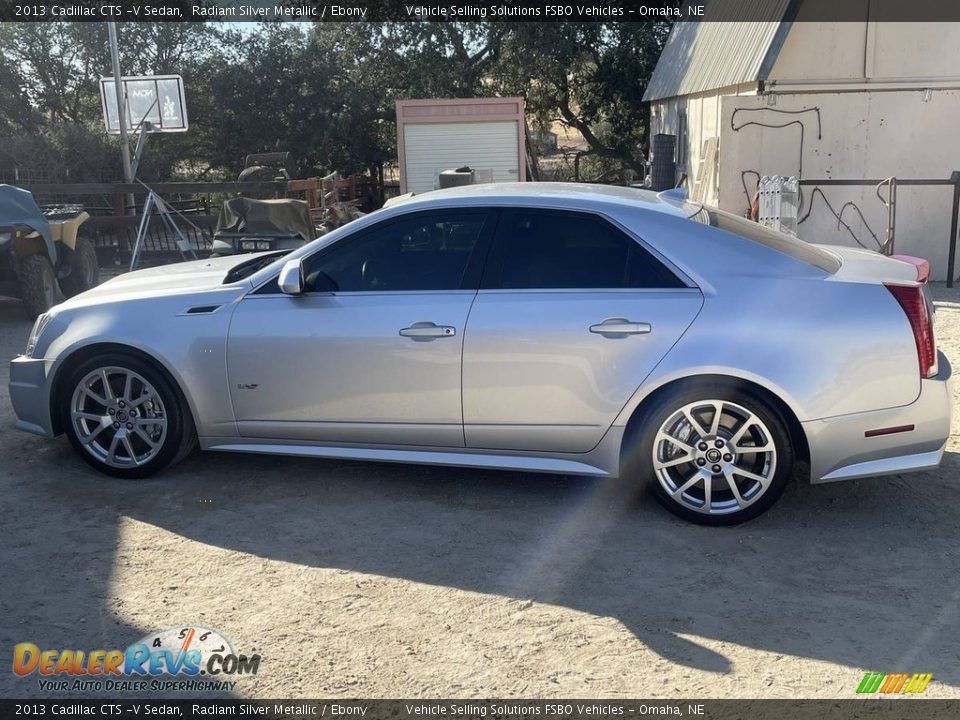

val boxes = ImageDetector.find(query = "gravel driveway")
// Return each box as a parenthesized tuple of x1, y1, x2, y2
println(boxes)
(1, 286, 959, 699)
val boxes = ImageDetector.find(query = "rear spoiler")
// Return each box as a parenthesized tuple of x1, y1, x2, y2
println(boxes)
(891, 255, 930, 283)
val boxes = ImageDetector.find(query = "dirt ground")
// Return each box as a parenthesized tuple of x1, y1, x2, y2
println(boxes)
(1, 286, 959, 700)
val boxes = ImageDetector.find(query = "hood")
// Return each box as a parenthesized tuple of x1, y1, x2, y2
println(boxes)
(55, 253, 273, 310)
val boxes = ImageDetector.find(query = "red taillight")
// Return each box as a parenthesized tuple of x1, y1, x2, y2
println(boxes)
(885, 283, 938, 378)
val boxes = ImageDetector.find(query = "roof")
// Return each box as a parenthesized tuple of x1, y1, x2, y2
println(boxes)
(391, 182, 690, 219)
(643, 0, 795, 102)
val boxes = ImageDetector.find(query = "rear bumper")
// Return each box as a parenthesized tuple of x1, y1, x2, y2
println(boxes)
(9, 355, 55, 437)
(805, 352, 953, 483)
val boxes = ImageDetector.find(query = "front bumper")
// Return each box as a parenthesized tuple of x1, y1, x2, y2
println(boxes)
(805, 352, 953, 483)
(9, 355, 55, 437)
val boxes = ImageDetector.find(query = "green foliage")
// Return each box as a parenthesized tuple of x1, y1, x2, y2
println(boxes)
(0, 21, 669, 183)
(496, 23, 671, 174)
(0, 22, 226, 181)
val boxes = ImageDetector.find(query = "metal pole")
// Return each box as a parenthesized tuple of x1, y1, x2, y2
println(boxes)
(131, 125, 150, 178)
(947, 171, 960, 289)
(107, 21, 135, 215)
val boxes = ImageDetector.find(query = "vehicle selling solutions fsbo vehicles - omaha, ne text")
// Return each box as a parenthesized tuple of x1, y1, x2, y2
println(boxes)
(9, 183, 952, 524)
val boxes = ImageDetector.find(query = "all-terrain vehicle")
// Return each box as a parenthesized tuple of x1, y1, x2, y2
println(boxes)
(210, 196, 315, 257)
(0, 184, 99, 319)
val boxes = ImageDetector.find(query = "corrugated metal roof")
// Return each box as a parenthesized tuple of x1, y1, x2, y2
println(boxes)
(643, 0, 794, 102)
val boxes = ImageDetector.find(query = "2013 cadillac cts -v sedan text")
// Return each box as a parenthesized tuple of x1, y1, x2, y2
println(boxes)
(9, 184, 953, 524)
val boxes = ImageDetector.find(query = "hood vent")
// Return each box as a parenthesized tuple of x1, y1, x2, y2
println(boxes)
(181, 304, 222, 315)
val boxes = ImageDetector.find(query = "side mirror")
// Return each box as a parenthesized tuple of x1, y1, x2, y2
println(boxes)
(278, 258, 304, 295)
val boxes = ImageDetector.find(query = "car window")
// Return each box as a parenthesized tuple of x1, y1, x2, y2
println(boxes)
(495, 210, 685, 290)
(301, 212, 488, 292)
(705, 207, 841, 274)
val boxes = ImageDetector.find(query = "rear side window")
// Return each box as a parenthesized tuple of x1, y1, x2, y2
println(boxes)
(491, 210, 685, 290)
(705, 207, 841, 274)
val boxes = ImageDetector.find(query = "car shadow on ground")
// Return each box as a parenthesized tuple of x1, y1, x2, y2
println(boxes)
(9, 437, 957, 692)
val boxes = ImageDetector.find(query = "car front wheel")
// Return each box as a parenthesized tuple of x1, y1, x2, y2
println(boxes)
(628, 384, 794, 525)
(61, 354, 196, 478)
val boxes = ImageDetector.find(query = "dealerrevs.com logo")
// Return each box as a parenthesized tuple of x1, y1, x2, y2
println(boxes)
(13, 626, 261, 692)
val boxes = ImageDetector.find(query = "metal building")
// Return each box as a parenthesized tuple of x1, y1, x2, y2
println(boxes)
(395, 98, 528, 194)
(644, 0, 960, 279)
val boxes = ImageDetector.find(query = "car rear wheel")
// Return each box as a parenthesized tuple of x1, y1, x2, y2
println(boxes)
(61, 354, 196, 479)
(628, 384, 793, 525)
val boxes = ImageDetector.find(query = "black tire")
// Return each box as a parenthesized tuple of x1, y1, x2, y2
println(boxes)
(60, 353, 197, 479)
(60, 237, 100, 297)
(19, 254, 58, 320)
(624, 382, 794, 526)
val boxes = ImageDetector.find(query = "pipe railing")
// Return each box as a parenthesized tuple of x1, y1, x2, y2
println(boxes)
(798, 173, 960, 287)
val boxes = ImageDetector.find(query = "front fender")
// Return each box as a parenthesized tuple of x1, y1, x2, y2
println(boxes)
(41, 295, 241, 439)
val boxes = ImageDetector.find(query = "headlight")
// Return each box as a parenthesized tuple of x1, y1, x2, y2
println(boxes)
(0, 231, 12, 245)
(240, 240, 257, 251)
(25, 312, 52, 357)
(256, 241, 272, 250)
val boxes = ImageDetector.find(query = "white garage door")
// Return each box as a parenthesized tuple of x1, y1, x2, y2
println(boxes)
(403, 121, 520, 194)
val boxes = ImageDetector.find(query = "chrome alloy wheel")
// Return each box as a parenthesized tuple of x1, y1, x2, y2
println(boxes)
(70, 366, 168, 469)
(653, 400, 777, 516)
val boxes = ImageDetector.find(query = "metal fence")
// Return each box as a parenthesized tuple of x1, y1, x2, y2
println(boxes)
(798, 172, 960, 286)
(16, 180, 289, 265)
(14, 177, 375, 266)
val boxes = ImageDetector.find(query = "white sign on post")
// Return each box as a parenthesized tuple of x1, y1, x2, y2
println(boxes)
(99, 74, 188, 134)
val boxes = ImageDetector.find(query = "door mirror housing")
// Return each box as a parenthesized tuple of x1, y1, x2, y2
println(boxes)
(278, 258, 304, 295)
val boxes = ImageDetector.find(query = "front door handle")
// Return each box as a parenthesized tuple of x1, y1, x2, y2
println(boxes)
(589, 318, 652, 336)
(399, 322, 456, 339)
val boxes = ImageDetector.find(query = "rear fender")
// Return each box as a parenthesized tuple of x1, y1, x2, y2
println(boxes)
(611, 270, 921, 436)
(613, 366, 806, 428)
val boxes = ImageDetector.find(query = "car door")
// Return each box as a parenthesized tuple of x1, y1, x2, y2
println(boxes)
(227, 209, 496, 447)
(462, 208, 703, 453)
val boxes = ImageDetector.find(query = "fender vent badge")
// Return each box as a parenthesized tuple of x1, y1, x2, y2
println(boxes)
(180, 305, 223, 315)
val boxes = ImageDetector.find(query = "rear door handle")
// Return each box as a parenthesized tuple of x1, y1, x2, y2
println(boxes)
(589, 318, 652, 336)
(399, 322, 456, 338)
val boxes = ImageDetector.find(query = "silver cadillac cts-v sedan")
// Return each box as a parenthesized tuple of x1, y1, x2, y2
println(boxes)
(9, 184, 952, 524)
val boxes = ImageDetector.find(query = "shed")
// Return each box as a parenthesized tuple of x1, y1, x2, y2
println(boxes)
(396, 97, 527, 194)
(643, 0, 960, 279)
